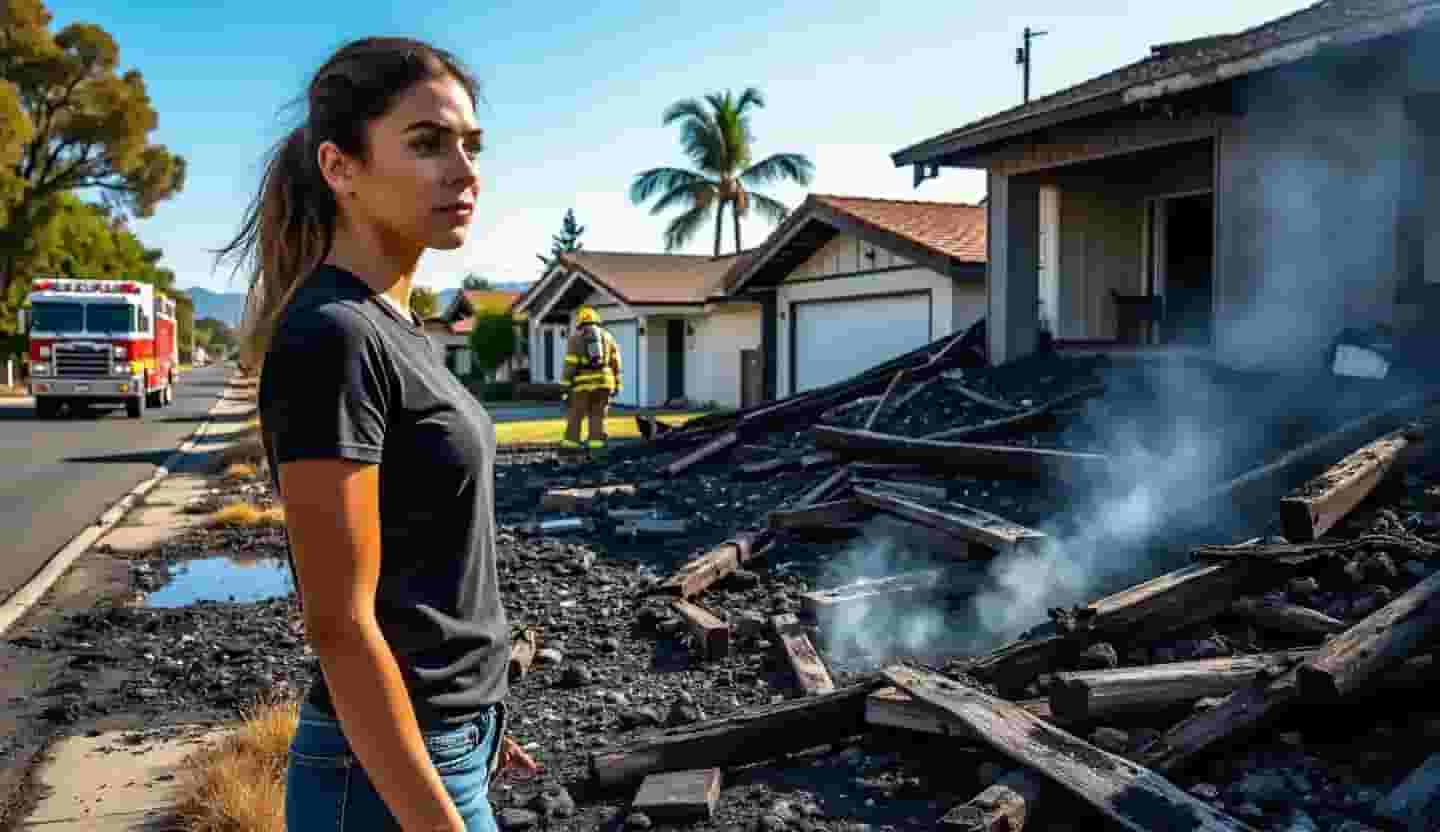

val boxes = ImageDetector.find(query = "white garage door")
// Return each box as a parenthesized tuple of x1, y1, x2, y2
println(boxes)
(793, 293, 932, 394)
(606, 320, 640, 407)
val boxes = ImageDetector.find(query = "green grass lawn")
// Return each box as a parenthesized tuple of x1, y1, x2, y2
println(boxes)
(495, 412, 709, 445)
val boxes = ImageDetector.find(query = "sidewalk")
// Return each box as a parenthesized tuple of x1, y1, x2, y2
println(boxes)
(15, 379, 258, 832)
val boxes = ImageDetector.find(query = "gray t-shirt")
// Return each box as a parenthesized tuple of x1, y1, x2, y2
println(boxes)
(259, 264, 509, 725)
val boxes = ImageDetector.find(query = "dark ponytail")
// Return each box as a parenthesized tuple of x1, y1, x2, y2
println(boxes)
(217, 37, 479, 371)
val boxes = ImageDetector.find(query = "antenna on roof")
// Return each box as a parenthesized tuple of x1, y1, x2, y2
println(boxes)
(1016, 26, 1049, 104)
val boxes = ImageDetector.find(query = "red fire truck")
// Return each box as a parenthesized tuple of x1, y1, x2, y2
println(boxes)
(26, 277, 178, 419)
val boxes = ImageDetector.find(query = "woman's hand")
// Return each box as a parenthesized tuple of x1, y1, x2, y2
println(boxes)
(497, 736, 541, 777)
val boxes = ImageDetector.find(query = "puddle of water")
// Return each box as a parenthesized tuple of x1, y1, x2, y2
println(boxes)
(144, 555, 294, 608)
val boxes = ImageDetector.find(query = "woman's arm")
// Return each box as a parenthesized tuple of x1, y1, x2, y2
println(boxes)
(280, 457, 465, 832)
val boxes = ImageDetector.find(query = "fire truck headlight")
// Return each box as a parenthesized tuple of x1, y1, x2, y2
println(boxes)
(31, 362, 49, 375)
(113, 345, 126, 358)
(113, 364, 131, 376)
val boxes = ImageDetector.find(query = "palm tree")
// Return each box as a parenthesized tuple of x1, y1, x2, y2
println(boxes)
(630, 88, 814, 256)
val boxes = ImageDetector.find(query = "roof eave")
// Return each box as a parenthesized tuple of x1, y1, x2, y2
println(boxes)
(894, 2, 1440, 169)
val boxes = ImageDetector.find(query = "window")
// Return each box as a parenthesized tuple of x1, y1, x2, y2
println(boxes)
(30, 302, 84, 332)
(138, 306, 150, 334)
(89, 304, 136, 334)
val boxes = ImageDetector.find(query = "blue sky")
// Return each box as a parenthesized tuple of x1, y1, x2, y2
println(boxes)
(49, 0, 1310, 295)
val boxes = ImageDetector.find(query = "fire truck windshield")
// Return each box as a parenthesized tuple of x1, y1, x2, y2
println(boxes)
(31, 301, 134, 334)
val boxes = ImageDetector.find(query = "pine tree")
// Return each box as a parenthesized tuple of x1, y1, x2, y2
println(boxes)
(537, 209, 585, 271)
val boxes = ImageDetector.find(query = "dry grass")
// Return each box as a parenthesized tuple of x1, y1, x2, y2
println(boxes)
(173, 696, 297, 832)
(494, 412, 707, 445)
(223, 462, 259, 482)
(209, 502, 285, 529)
(216, 436, 265, 471)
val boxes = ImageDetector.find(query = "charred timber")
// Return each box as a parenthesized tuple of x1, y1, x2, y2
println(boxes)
(1230, 598, 1346, 640)
(663, 431, 740, 478)
(1279, 426, 1421, 542)
(1297, 567, 1440, 702)
(924, 384, 1105, 443)
(968, 560, 1277, 691)
(854, 488, 1046, 558)
(884, 666, 1258, 832)
(814, 426, 1112, 482)
(588, 679, 885, 788)
(1049, 649, 1318, 723)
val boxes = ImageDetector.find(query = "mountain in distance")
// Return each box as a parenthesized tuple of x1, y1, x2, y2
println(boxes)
(182, 286, 247, 328)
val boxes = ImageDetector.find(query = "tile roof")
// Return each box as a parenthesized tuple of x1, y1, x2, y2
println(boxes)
(723, 193, 986, 293)
(558, 250, 753, 305)
(894, 0, 1440, 164)
(814, 195, 987, 264)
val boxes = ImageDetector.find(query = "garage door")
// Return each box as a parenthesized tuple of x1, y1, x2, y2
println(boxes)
(792, 293, 931, 394)
(606, 320, 640, 407)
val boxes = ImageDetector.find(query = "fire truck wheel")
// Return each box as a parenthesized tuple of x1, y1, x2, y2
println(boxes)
(34, 398, 58, 419)
(126, 394, 145, 419)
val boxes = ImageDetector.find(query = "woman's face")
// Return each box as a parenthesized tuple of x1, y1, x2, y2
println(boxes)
(340, 74, 482, 252)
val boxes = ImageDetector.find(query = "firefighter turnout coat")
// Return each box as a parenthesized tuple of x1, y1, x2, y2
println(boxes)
(563, 323, 623, 395)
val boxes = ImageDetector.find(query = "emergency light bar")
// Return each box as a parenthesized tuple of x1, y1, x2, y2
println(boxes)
(32, 279, 143, 294)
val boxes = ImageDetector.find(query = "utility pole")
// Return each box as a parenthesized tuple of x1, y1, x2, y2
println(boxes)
(1016, 26, 1049, 104)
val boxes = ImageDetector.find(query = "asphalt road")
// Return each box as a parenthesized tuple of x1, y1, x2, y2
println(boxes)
(0, 364, 231, 604)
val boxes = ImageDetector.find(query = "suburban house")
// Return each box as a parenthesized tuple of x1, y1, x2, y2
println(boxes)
(723, 194, 987, 398)
(892, 0, 1440, 372)
(512, 251, 760, 409)
(424, 289, 527, 381)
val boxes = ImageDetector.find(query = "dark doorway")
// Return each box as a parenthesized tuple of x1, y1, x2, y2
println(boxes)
(666, 319, 686, 400)
(1161, 192, 1215, 345)
(543, 330, 556, 382)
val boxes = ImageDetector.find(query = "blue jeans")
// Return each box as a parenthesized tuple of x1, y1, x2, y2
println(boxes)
(285, 702, 503, 831)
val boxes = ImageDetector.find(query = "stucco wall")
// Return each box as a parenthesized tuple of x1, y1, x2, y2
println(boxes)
(1215, 50, 1428, 371)
(774, 234, 981, 395)
(688, 303, 762, 408)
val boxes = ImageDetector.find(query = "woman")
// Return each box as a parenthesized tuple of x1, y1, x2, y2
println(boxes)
(218, 37, 538, 831)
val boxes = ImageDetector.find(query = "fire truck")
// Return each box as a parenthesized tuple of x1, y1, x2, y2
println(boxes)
(26, 277, 178, 419)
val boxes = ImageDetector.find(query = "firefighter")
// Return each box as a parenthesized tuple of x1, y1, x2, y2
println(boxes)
(562, 306, 622, 449)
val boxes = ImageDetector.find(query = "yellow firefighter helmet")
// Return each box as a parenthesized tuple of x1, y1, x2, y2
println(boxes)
(576, 307, 600, 325)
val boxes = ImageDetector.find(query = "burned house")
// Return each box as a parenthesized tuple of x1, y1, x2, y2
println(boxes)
(893, 0, 1440, 371)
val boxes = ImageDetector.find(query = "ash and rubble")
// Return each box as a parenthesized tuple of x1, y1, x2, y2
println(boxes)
(10, 348, 1440, 831)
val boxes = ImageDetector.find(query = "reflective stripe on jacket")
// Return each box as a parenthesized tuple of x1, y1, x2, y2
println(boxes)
(563, 324, 621, 393)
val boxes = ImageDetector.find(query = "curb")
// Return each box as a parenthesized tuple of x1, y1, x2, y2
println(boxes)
(0, 375, 250, 637)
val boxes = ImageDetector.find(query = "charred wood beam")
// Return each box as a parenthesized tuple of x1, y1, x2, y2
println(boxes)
(1173, 389, 1439, 535)
(540, 484, 637, 513)
(967, 559, 1279, 691)
(1138, 652, 1440, 775)
(671, 599, 730, 660)
(802, 568, 972, 630)
(660, 542, 743, 599)
(850, 477, 949, 504)
(1230, 598, 1347, 640)
(785, 467, 852, 512)
(814, 426, 1112, 483)
(924, 384, 1105, 443)
(767, 498, 868, 532)
(1279, 426, 1421, 542)
(663, 431, 740, 478)
(941, 769, 1046, 832)
(588, 679, 885, 788)
(1297, 567, 1440, 702)
(1193, 533, 1440, 565)
(1049, 649, 1318, 723)
(772, 614, 836, 695)
(734, 456, 798, 481)
(854, 488, 1046, 558)
(867, 686, 1062, 737)
(945, 382, 1021, 413)
(865, 370, 910, 431)
(884, 665, 1258, 832)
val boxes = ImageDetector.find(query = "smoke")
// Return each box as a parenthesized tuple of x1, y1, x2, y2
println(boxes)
(814, 517, 955, 666)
